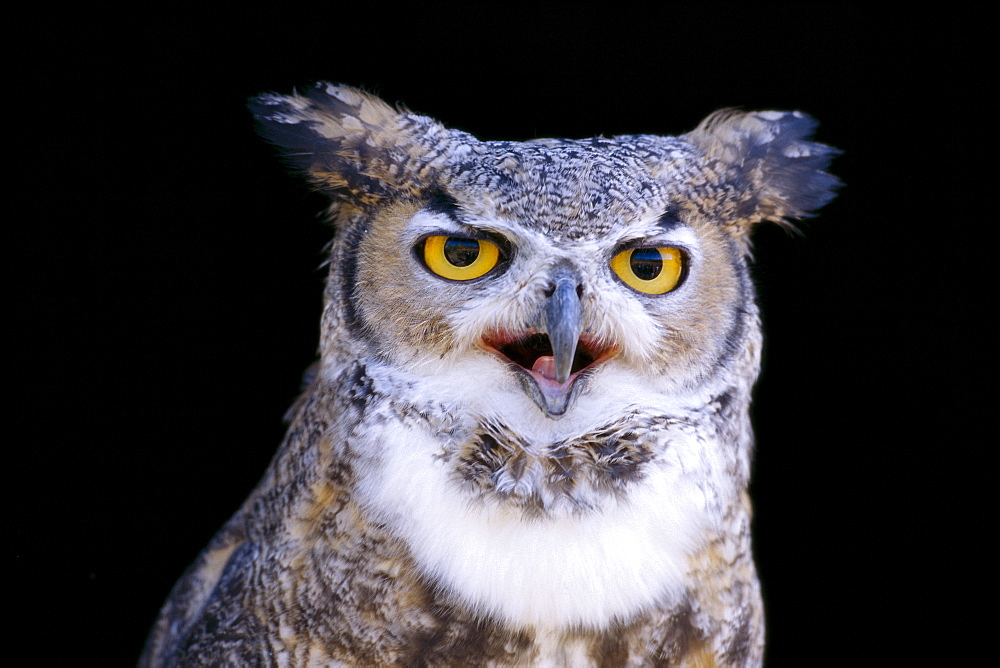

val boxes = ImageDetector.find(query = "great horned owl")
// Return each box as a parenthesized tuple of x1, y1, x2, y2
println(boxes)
(142, 84, 838, 666)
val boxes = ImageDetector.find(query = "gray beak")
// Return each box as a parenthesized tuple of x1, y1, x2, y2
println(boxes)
(538, 265, 583, 384)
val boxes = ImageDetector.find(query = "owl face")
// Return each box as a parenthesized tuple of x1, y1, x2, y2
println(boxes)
(349, 158, 751, 422)
(250, 83, 838, 518)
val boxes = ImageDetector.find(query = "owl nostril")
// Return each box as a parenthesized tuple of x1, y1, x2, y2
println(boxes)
(543, 262, 583, 298)
(543, 283, 582, 298)
(543, 281, 583, 299)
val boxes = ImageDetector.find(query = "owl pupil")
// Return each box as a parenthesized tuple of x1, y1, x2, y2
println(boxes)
(444, 238, 480, 267)
(630, 249, 662, 281)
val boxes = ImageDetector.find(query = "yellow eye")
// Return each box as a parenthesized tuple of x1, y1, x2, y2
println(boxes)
(610, 247, 684, 295)
(422, 235, 501, 281)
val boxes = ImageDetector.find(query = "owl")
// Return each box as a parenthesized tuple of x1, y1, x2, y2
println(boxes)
(141, 83, 838, 666)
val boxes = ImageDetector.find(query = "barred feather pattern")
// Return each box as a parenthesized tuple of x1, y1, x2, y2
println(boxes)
(142, 83, 838, 666)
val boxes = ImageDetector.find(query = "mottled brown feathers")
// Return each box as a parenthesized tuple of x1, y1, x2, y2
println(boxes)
(250, 83, 465, 208)
(251, 84, 839, 238)
(685, 108, 841, 230)
(143, 83, 838, 666)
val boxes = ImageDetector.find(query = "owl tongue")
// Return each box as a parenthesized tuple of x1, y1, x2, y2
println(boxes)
(531, 355, 559, 382)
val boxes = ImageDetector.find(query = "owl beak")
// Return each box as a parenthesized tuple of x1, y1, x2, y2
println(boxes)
(538, 270, 583, 385)
(478, 267, 618, 419)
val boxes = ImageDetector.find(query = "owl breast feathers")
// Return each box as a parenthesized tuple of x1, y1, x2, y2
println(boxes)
(142, 83, 838, 667)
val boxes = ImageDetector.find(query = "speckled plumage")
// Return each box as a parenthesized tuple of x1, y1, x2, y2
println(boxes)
(142, 84, 838, 666)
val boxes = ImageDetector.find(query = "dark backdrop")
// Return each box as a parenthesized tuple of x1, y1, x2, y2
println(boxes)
(15, 7, 979, 664)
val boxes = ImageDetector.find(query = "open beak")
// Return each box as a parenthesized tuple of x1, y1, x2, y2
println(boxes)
(478, 267, 619, 418)
(541, 271, 584, 384)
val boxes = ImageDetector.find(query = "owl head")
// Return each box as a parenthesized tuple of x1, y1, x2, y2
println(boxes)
(250, 84, 839, 422)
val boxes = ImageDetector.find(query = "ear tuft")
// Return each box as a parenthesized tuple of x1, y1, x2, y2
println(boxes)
(249, 83, 461, 210)
(686, 109, 841, 228)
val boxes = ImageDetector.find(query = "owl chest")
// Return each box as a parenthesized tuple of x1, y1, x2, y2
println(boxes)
(349, 410, 716, 632)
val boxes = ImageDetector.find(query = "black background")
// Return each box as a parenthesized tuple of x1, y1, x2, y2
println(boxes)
(15, 6, 982, 665)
